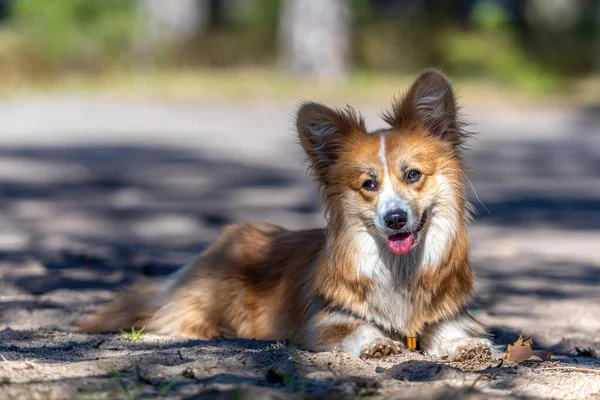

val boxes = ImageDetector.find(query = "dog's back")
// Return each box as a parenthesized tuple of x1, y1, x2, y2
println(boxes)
(80, 222, 325, 340)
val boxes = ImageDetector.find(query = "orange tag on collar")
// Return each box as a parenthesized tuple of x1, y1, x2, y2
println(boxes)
(406, 336, 417, 350)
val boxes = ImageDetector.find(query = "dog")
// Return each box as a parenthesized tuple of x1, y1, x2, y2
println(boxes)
(80, 69, 492, 361)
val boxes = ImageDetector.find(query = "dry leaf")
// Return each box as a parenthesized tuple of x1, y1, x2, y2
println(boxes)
(505, 335, 553, 362)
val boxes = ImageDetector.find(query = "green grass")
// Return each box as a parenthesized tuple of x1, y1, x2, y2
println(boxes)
(158, 378, 179, 395)
(286, 339, 306, 396)
(109, 364, 179, 399)
(110, 368, 136, 400)
(120, 326, 146, 341)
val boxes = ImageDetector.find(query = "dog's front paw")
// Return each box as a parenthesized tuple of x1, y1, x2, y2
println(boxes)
(452, 341, 493, 362)
(360, 337, 404, 359)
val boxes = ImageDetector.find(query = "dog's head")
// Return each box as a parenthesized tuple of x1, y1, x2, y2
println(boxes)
(297, 69, 470, 256)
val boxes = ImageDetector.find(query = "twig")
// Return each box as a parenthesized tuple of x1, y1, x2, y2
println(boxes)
(538, 366, 600, 374)
(0, 354, 8, 362)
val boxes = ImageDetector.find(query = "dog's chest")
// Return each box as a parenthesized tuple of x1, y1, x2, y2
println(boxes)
(366, 277, 412, 333)
(355, 235, 418, 333)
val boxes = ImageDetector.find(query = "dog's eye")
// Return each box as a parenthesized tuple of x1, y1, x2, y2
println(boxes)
(362, 179, 378, 191)
(406, 170, 422, 183)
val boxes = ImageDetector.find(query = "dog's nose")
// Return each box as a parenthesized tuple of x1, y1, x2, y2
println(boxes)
(384, 210, 408, 230)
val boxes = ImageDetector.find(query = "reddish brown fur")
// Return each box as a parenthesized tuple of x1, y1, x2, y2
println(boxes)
(80, 284, 159, 333)
(314, 310, 364, 348)
(310, 129, 473, 336)
(82, 222, 324, 340)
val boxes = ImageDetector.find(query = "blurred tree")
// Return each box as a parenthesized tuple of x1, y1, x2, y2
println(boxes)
(8, 0, 138, 74)
(137, 0, 210, 58)
(279, 0, 350, 82)
(523, 0, 600, 75)
(0, 0, 10, 22)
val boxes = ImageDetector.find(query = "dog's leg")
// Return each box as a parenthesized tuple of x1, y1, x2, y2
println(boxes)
(303, 310, 404, 358)
(419, 312, 493, 361)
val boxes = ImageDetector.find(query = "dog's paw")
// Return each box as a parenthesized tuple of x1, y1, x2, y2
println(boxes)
(360, 337, 404, 359)
(452, 341, 493, 362)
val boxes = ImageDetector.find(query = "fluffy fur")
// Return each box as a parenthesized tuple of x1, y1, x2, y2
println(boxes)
(80, 69, 492, 360)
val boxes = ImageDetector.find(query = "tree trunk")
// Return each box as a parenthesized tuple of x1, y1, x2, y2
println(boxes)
(279, 0, 350, 82)
(137, 0, 210, 51)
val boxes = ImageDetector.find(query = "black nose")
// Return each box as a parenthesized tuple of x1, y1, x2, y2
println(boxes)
(384, 210, 408, 230)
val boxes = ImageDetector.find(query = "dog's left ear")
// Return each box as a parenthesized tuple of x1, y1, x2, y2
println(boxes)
(382, 69, 466, 147)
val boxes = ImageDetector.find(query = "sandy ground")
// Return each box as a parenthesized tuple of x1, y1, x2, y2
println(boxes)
(0, 97, 599, 399)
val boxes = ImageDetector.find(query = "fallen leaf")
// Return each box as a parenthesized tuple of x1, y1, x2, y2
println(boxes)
(505, 335, 553, 362)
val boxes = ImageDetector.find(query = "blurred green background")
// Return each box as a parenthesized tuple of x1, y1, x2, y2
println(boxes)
(0, 0, 599, 102)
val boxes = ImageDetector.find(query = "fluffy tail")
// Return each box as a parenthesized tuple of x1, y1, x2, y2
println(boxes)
(79, 284, 160, 333)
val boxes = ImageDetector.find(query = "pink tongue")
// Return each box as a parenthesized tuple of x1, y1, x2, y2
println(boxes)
(387, 233, 414, 255)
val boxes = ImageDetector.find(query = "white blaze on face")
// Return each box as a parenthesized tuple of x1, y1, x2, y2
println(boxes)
(375, 133, 408, 232)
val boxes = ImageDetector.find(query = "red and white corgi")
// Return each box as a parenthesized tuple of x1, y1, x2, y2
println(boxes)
(81, 70, 492, 360)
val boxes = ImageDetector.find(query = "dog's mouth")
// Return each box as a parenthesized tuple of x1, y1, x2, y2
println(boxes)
(386, 213, 427, 255)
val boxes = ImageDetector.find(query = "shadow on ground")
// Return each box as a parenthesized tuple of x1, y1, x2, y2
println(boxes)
(0, 135, 599, 399)
(0, 327, 552, 400)
(0, 141, 598, 326)
(467, 134, 600, 230)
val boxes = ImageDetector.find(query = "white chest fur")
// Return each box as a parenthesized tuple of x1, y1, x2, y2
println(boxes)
(354, 232, 422, 333)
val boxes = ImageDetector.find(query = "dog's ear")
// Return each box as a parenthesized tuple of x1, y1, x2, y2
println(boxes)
(382, 69, 467, 147)
(296, 102, 365, 185)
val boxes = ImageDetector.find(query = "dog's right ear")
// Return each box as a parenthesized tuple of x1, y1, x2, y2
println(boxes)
(296, 102, 365, 185)
(381, 69, 470, 148)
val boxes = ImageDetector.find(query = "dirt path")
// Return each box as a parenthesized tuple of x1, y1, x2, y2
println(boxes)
(0, 98, 599, 399)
